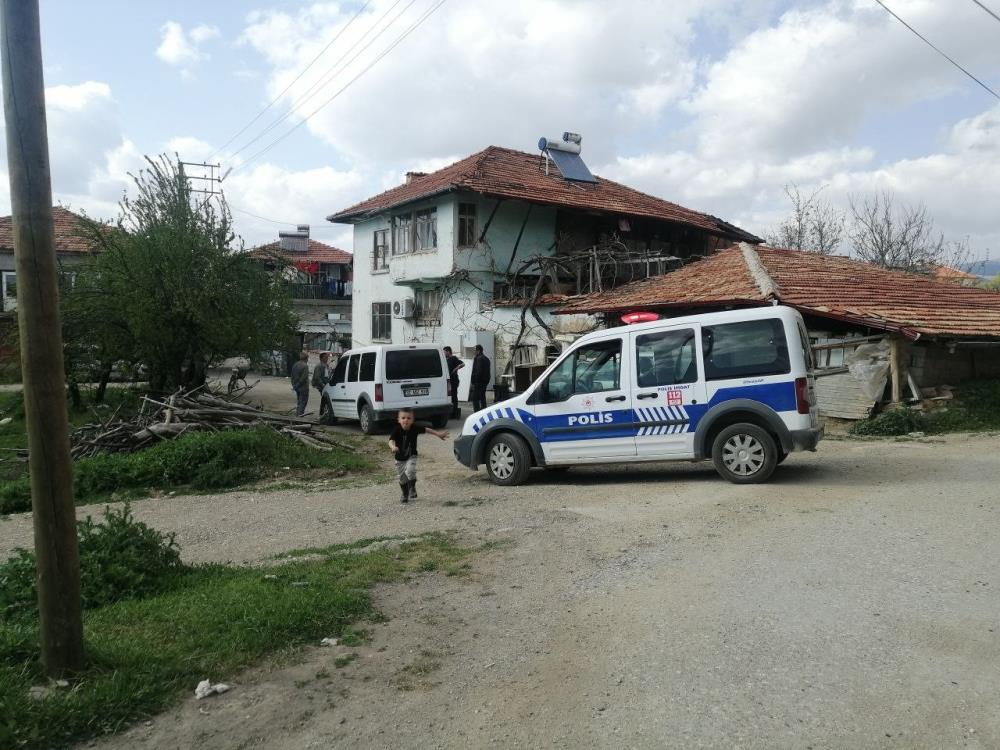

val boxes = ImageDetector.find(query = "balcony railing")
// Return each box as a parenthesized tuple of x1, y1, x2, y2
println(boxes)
(288, 283, 352, 300)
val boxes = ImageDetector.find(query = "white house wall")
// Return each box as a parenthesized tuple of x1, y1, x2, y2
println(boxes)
(349, 192, 596, 384)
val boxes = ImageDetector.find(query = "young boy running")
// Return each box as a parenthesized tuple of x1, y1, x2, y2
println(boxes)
(388, 409, 449, 503)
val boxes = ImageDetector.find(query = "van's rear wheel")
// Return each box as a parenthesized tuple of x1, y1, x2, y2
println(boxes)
(711, 423, 778, 484)
(431, 414, 449, 429)
(485, 433, 531, 486)
(359, 403, 377, 435)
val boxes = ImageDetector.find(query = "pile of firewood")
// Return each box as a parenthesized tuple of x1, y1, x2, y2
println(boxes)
(69, 386, 353, 459)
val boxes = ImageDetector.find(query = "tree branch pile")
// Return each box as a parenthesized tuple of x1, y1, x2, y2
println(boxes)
(69, 387, 353, 459)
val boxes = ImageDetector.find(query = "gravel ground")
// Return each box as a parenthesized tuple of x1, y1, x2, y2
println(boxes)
(3, 392, 998, 748)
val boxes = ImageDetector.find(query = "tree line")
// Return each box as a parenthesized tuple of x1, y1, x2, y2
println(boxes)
(764, 184, 986, 278)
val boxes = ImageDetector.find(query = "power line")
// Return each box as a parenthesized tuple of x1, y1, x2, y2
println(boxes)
(873, 0, 1000, 100)
(971, 0, 1000, 25)
(227, 0, 413, 162)
(230, 0, 448, 175)
(210, 0, 373, 161)
(229, 204, 342, 229)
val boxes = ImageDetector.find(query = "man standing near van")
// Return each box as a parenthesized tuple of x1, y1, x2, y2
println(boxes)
(471, 344, 490, 413)
(291, 351, 310, 416)
(443, 346, 464, 419)
(312, 352, 331, 418)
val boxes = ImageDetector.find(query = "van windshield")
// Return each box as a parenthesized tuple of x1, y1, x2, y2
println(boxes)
(385, 349, 443, 380)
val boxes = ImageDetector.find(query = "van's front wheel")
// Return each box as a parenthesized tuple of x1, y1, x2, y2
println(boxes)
(485, 433, 531, 486)
(711, 423, 778, 484)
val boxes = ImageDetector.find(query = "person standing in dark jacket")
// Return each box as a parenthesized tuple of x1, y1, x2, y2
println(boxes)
(443, 346, 464, 418)
(470, 344, 490, 413)
(290, 351, 310, 416)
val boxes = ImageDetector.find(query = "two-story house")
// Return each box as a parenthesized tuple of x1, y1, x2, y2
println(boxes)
(251, 225, 354, 353)
(329, 142, 760, 393)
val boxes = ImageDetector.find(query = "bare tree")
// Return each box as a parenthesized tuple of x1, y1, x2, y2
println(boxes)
(847, 191, 945, 271)
(765, 184, 845, 255)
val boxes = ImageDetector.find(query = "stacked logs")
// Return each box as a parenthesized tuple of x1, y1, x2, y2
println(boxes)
(69, 387, 352, 459)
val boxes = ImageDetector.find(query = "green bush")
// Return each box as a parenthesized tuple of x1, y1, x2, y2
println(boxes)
(849, 407, 928, 436)
(0, 505, 184, 622)
(1, 428, 367, 513)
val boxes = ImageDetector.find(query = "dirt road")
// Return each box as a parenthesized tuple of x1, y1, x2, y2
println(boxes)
(4, 418, 999, 748)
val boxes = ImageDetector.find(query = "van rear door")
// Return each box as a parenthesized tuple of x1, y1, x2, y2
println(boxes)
(382, 347, 447, 409)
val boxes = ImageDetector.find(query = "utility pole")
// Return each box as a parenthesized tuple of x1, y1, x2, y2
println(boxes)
(1, 0, 83, 675)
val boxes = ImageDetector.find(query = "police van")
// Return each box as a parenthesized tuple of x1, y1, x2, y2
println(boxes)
(453, 305, 822, 485)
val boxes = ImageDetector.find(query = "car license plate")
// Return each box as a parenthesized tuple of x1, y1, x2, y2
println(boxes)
(404, 387, 429, 397)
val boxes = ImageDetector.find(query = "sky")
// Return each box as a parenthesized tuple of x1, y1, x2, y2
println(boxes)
(2, 0, 999, 261)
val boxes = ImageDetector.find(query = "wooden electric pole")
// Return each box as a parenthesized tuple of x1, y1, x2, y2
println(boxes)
(1, 0, 83, 675)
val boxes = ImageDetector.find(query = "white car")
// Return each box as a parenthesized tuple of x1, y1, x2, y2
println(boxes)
(322, 344, 452, 434)
(454, 305, 822, 485)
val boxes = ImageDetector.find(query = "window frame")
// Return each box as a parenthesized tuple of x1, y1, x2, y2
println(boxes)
(414, 287, 442, 326)
(531, 338, 623, 403)
(702, 318, 791, 382)
(457, 202, 477, 247)
(391, 205, 438, 255)
(371, 302, 392, 342)
(372, 229, 389, 272)
(635, 327, 698, 389)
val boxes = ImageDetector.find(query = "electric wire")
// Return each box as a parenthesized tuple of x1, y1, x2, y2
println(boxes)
(970, 0, 1000, 25)
(873, 0, 999, 100)
(226, 0, 413, 163)
(230, 204, 341, 229)
(210, 0, 373, 162)
(229, 0, 448, 176)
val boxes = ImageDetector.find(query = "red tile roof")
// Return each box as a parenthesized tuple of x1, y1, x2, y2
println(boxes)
(328, 146, 760, 243)
(930, 264, 980, 283)
(0, 206, 99, 254)
(555, 244, 1000, 340)
(251, 238, 353, 265)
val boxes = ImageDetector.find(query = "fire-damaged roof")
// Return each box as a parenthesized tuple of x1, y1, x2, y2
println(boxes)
(251, 238, 353, 265)
(0, 206, 100, 254)
(327, 146, 761, 243)
(555, 243, 1000, 340)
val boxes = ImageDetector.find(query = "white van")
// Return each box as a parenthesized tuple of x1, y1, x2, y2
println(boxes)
(322, 344, 452, 434)
(454, 305, 822, 485)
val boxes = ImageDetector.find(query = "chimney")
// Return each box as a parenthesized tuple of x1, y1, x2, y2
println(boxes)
(405, 171, 427, 185)
(278, 224, 309, 253)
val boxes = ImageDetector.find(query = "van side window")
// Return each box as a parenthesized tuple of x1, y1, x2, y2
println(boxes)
(347, 354, 360, 382)
(636, 328, 697, 388)
(702, 318, 790, 381)
(359, 352, 376, 381)
(538, 339, 621, 402)
(330, 357, 348, 385)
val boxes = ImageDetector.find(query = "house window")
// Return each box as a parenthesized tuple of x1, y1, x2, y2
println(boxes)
(2, 272, 15, 311)
(414, 288, 442, 326)
(414, 208, 437, 251)
(392, 214, 412, 255)
(391, 206, 437, 255)
(373, 229, 389, 271)
(458, 203, 477, 247)
(493, 276, 539, 301)
(371, 302, 391, 342)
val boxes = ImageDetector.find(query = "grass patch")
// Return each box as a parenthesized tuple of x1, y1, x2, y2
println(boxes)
(0, 390, 373, 515)
(0, 528, 474, 749)
(850, 379, 1000, 437)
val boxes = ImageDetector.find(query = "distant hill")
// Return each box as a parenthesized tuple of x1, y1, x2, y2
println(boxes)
(977, 260, 1000, 279)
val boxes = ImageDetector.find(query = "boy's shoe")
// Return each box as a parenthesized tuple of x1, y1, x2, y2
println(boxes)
(408, 480, 418, 501)
(399, 481, 409, 504)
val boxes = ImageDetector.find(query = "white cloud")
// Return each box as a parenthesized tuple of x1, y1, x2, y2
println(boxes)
(156, 21, 220, 73)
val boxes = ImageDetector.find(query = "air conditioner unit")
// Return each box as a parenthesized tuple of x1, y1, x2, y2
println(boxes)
(392, 299, 415, 319)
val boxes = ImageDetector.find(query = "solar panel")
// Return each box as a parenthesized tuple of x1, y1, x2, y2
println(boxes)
(546, 148, 596, 183)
